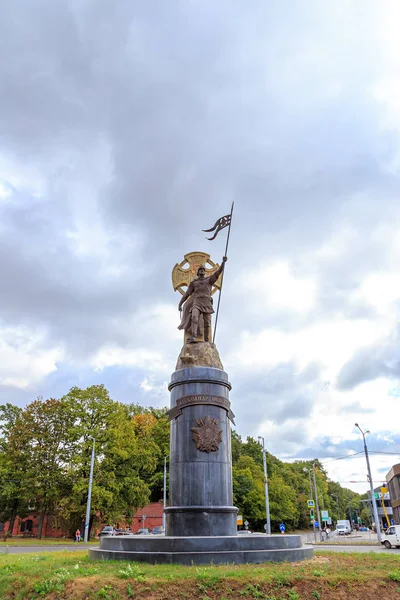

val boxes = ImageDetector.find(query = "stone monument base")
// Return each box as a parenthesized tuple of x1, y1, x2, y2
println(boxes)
(89, 534, 313, 565)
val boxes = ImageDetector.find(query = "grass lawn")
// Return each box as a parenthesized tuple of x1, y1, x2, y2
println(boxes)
(0, 550, 400, 599)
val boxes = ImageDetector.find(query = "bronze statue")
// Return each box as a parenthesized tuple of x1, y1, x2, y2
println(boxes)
(178, 257, 227, 343)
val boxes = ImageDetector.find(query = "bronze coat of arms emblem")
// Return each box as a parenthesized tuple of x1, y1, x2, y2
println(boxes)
(191, 416, 223, 453)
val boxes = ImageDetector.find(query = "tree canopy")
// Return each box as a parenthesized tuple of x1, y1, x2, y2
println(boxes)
(0, 386, 362, 536)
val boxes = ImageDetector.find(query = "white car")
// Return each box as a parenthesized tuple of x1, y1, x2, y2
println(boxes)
(336, 524, 351, 535)
(381, 525, 400, 549)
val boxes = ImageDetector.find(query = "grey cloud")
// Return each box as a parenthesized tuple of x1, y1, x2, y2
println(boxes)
(0, 0, 399, 467)
(336, 328, 400, 391)
(231, 362, 320, 434)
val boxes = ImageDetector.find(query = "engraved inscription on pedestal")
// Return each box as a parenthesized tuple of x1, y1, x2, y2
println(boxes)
(191, 416, 222, 453)
(167, 393, 235, 423)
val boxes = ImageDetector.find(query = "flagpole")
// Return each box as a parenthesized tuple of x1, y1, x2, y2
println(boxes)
(212, 201, 234, 344)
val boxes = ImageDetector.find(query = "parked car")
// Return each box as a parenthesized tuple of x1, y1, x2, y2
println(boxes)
(115, 530, 134, 536)
(237, 530, 252, 535)
(151, 526, 165, 535)
(99, 526, 116, 536)
(135, 528, 150, 535)
(381, 525, 400, 549)
(359, 526, 368, 532)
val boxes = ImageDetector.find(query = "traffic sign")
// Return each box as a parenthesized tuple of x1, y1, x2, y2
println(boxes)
(244, 520, 249, 530)
(314, 521, 319, 528)
(307, 500, 315, 508)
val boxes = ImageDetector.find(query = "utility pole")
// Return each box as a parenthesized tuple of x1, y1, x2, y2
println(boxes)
(258, 436, 271, 535)
(355, 423, 381, 542)
(312, 463, 322, 541)
(84, 436, 96, 544)
(163, 457, 167, 531)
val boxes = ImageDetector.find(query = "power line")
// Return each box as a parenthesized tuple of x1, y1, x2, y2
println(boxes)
(319, 451, 364, 463)
(288, 450, 399, 465)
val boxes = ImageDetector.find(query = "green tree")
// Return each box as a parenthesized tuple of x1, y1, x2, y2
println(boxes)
(0, 404, 29, 535)
(7, 398, 75, 538)
(59, 386, 159, 536)
(233, 455, 265, 529)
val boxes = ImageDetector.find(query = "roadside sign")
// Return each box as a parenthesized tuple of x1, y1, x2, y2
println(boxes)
(321, 510, 329, 521)
(237, 515, 243, 525)
(307, 500, 315, 508)
(327, 518, 332, 525)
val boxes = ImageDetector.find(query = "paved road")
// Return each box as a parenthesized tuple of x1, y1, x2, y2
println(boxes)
(313, 544, 400, 554)
(0, 544, 96, 554)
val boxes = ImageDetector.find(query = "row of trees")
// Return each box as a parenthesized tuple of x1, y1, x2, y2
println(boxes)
(0, 385, 363, 537)
(231, 434, 364, 531)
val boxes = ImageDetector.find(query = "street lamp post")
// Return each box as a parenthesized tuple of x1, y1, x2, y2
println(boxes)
(304, 467, 313, 500)
(162, 457, 167, 531)
(84, 435, 96, 544)
(312, 463, 323, 541)
(258, 436, 271, 535)
(304, 467, 317, 543)
(355, 423, 381, 542)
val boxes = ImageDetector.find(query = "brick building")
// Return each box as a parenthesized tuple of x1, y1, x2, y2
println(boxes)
(0, 502, 164, 538)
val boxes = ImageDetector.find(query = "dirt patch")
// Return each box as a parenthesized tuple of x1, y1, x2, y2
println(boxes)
(58, 576, 400, 600)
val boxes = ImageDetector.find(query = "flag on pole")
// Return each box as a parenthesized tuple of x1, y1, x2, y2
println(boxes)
(203, 214, 231, 240)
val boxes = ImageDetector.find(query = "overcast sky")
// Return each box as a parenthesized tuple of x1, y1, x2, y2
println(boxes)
(1, 0, 399, 495)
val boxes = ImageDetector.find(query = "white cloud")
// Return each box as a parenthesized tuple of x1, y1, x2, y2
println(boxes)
(0, 325, 62, 388)
(140, 377, 168, 397)
(90, 303, 180, 375)
(228, 317, 390, 380)
(0, 180, 12, 201)
(244, 261, 316, 314)
(354, 272, 400, 315)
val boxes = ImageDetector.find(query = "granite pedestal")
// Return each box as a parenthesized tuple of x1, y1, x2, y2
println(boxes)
(165, 364, 237, 536)
(89, 533, 313, 564)
(89, 344, 313, 564)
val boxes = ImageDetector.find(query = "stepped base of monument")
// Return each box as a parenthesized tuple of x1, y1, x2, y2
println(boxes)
(89, 534, 313, 565)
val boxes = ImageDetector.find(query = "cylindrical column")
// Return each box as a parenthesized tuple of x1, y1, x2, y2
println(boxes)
(165, 366, 238, 536)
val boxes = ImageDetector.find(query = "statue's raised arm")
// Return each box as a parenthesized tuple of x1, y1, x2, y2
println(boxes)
(208, 256, 227, 285)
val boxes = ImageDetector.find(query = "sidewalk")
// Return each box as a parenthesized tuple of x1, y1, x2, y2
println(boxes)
(302, 530, 380, 546)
